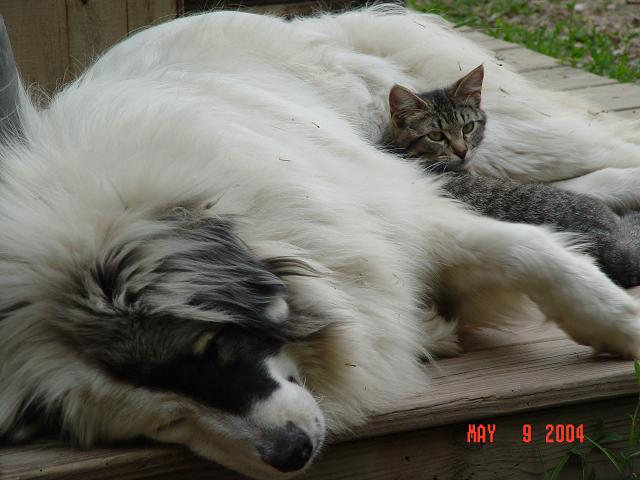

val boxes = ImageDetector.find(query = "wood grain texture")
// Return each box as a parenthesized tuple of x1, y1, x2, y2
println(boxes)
(182, 0, 371, 16)
(493, 47, 560, 73)
(0, 0, 69, 91)
(2, 395, 638, 479)
(461, 31, 520, 52)
(1, 325, 639, 479)
(126, 0, 177, 34)
(521, 66, 617, 91)
(353, 325, 638, 441)
(66, 0, 129, 77)
(461, 30, 640, 113)
(617, 108, 639, 121)
(2, 0, 178, 90)
(572, 82, 640, 112)
(241, 0, 367, 17)
(307, 397, 640, 480)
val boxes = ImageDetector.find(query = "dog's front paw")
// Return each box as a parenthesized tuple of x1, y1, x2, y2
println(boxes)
(591, 314, 640, 360)
(560, 301, 640, 359)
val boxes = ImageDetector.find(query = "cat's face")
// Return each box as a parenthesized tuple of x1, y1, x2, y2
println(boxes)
(389, 65, 486, 172)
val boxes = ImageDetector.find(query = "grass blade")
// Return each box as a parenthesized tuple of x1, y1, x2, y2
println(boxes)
(546, 453, 571, 480)
(585, 435, 624, 474)
(630, 403, 640, 448)
(631, 361, 640, 447)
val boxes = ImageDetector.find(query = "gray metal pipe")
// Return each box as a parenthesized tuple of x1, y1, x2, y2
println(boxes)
(0, 14, 21, 141)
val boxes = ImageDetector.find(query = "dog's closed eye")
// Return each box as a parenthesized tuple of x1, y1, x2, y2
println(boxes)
(193, 332, 217, 356)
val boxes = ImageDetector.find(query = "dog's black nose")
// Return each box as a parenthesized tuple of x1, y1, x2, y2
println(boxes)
(260, 422, 314, 472)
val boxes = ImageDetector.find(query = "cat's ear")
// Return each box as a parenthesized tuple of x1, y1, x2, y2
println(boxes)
(389, 85, 428, 125)
(450, 64, 484, 107)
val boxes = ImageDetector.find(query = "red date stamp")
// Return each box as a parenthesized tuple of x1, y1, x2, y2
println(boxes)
(466, 423, 496, 443)
(466, 423, 585, 443)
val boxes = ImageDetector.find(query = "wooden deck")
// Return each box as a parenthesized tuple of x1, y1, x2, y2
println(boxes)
(2, 28, 640, 480)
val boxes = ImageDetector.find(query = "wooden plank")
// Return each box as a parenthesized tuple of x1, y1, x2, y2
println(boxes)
(572, 82, 640, 112)
(66, 0, 129, 78)
(2, 396, 637, 479)
(459, 323, 566, 352)
(182, 0, 371, 15)
(522, 66, 617, 91)
(494, 47, 560, 73)
(358, 332, 637, 440)
(1, 324, 638, 479)
(0, 441, 233, 480)
(0, 0, 69, 91)
(585, 107, 640, 123)
(307, 397, 639, 480)
(617, 108, 640, 121)
(126, 0, 178, 35)
(462, 30, 520, 51)
(221, 0, 369, 17)
(244, 1, 353, 16)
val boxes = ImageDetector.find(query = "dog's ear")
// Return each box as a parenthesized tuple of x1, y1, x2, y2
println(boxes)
(85, 213, 289, 328)
(152, 215, 289, 327)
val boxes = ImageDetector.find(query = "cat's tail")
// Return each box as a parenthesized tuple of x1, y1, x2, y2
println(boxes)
(601, 213, 640, 288)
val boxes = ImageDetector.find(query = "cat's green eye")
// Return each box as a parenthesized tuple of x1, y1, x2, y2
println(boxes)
(427, 131, 444, 142)
(462, 122, 475, 134)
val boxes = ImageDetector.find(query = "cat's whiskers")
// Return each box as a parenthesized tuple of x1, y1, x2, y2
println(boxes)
(424, 160, 445, 174)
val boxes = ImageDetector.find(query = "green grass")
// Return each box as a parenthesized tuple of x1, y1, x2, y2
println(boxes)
(542, 361, 640, 479)
(409, 0, 640, 83)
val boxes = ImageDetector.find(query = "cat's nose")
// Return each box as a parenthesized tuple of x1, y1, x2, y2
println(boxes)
(453, 147, 467, 160)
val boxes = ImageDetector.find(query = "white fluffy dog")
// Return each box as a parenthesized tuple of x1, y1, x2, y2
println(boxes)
(1, 6, 640, 479)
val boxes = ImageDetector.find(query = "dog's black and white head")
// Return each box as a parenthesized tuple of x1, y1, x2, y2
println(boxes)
(0, 207, 325, 479)
(0, 18, 330, 477)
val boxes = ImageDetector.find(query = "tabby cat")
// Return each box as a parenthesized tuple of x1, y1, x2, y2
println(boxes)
(385, 65, 640, 288)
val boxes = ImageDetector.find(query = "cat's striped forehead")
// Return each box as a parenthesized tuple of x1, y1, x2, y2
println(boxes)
(413, 89, 486, 131)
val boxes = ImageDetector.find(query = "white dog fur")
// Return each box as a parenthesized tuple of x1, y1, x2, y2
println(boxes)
(1, 6, 640, 478)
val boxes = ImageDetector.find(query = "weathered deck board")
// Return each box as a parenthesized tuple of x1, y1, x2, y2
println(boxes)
(618, 108, 639, 120)
(462, 30, 521, 51)
(465, 31, 640, 116)
(356, 324, 637, 440)
(2, 395, 638, 480)
(1, 324, 638, 480)
(2, 23, 640, 480)
(522, 66, 617, 91)
(573, 82, 640, 112)
(493, 47, 560, 73)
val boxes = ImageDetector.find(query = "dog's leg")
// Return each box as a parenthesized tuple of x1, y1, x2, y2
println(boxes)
(421, 311, 462, 359)
(552, 167, 640, 212)
(441, 215, 640, 358)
